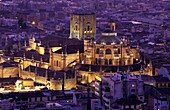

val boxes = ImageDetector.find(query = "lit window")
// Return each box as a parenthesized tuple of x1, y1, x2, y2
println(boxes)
(32, 21, 35, 25)
(132, 84, 135, 87)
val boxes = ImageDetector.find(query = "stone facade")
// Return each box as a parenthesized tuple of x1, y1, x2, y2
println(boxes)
(83, 30, 140, 66)
(0, 65, 19, 78)
(70, 13, 96, 39)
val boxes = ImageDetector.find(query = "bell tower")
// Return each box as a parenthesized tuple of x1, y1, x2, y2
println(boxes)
(70, 13, 96, 40)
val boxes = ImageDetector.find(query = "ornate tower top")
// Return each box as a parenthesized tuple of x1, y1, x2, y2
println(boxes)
(70, 13, 96, 40)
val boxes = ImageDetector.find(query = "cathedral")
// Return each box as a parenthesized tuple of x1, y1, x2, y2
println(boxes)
(7, 13, 152, 90)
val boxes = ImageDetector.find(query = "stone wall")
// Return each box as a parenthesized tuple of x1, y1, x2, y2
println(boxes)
(0, 67, 19, 78)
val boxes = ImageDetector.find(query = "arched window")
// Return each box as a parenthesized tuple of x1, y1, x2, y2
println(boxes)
(109, 59, 112, 65)
(118, 48, 120, 54)
(106, 49, 111, 54)
(87, 25, 90, 31)
(105, 59, 108, 65)
(98, 59, 101, 65)
(95, 58, 98, 64)
(75, 25, 78, 30)
(56, 60, 58, 66)
(96, 48, 99, 54)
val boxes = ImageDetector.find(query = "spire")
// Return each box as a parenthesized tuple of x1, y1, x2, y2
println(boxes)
(62, 72, 65, 93)
(45, 68, 48, 79)
(24, 40, 27, 47)
(35, 64, 37, 81)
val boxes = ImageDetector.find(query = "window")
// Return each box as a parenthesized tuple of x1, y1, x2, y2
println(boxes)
(132, 84, 135, 87)
(109, 59, 112, 65)
(118, 48, 120, 54)
(114, 50, 118, 54)
(94, 107, 98, 110)
(99, 50, 104, 57)
(75, 25, 78, 30)
(155, 103, 160, 106)
(131, 89, 135, 92)
(126, 49, 130, 56)
(94, 101, 99, 104)
(87, 25, 90, 31)
(106, 49, 111, 54)
(105, 87, 110, 92)
(105, 59, 108, 65)
(40, 97, 42, 101)
(96, 48, 99, 54)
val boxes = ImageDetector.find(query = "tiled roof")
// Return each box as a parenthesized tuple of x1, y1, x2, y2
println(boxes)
(14, 50, 49, 63)
(0, 62, 18, 67)
(95, 30, 122, 45)
(54, 44, 84, 54)
(75, 62, 142, 73)
(0, 77, 22, 83)
(153, 75, 170, 82)
(24, 66, 75, 80)
(40, 36, 83, 48)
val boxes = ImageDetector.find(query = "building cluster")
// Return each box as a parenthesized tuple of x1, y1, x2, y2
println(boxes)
(0, 0, 169, 110)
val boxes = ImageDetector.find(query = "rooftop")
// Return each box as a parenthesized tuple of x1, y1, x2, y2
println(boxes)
(95, 29, 122, 45)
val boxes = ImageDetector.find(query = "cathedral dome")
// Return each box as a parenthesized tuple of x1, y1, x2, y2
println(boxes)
(94, 30, 122, 45)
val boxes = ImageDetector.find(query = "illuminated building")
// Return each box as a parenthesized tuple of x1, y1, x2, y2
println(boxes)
(20, 65, 76, 90)
(76, 25, 146, 84)
(95, 72, 144, 109)
(9, 14, 151, 90)
(69, 13, 96, 40)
